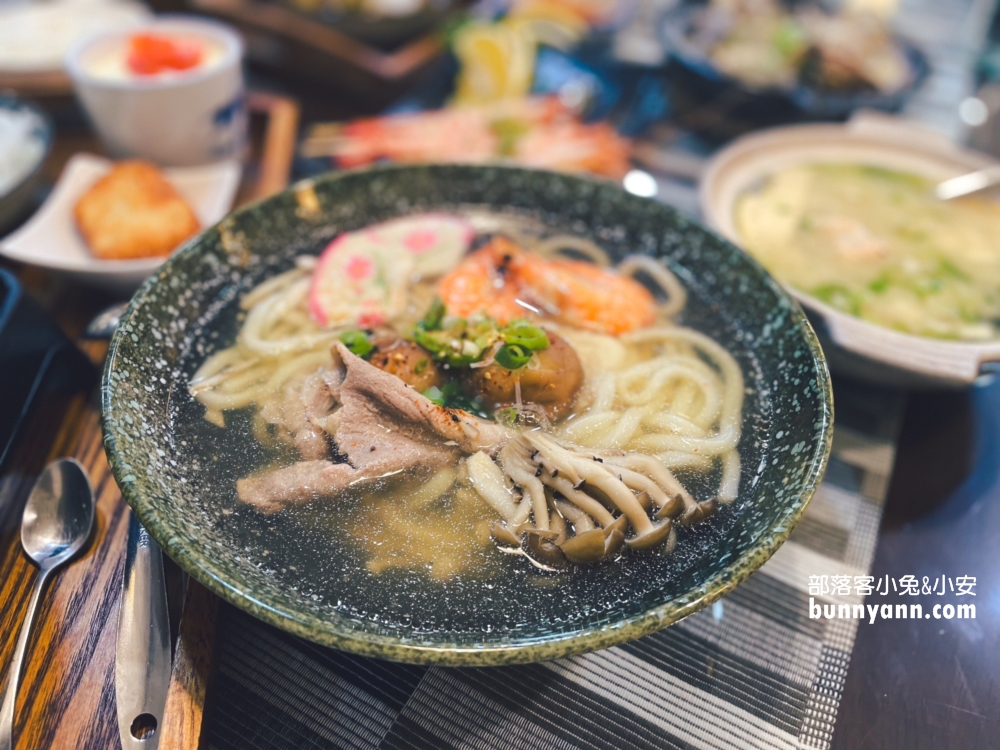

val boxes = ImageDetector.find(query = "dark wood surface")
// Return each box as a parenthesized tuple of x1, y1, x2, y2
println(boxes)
(831, 378, 1000, 750)
(0, 337, 124, 750)
(160, 583, 220, 750)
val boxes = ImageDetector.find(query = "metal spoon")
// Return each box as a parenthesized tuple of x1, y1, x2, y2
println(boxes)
(0, 459, 95, 750)
(83, 301, 129, 340)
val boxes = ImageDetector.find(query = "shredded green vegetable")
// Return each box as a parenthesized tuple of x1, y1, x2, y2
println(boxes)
(422, 381, 490, 418)
(340, 330, 374, 359)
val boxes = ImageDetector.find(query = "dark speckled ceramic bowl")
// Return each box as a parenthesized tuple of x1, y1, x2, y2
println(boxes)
(102, 164, 833, 666)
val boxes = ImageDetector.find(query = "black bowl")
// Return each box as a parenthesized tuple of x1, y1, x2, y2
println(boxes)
(102, 164, 833, 665)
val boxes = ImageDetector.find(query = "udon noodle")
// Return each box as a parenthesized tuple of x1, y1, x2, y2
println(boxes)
(189, 214, 744, 575)
(557, 325, 742, 502)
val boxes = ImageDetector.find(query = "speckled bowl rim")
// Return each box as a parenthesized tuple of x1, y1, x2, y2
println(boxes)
(102, 164, 834, 667)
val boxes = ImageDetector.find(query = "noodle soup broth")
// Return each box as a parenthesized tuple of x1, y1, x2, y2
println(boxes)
(170, 208, 772, 634)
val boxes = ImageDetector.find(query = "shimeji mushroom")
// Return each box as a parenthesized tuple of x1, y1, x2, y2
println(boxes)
(602, 454, 718, 526)
(555, 498, 629, 563)
(467, 431, 716, 565)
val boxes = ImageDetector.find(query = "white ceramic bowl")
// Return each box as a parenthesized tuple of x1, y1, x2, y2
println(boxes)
(700, 113, 1000, 388)
(66, 16, 245, 167)
(0, 153, 240, 295)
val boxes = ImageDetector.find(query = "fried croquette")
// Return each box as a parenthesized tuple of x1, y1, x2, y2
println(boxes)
(74, 160, 201, 260)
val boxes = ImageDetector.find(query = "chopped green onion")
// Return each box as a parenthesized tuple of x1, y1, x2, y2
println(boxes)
(412, 306, 504, 367)
(414, 328, 481, 366)
(420, 296, 446, 331)
(494, 343, 532, 369)
(340, 330, 374, 359)
(411, 306, 550, 369)
(501, 319, 549, 351)
(422, 385, 445, 405)
(495, 406, 520, 426)
(422, 382, 490, 418)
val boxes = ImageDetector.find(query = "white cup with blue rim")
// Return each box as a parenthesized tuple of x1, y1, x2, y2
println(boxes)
(66, 17, 246, 167)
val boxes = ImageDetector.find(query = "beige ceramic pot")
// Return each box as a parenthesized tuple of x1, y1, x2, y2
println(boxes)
(700, 112, 1000, 388)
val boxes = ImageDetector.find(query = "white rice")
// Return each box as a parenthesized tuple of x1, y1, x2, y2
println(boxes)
(0, 108, 46, 198)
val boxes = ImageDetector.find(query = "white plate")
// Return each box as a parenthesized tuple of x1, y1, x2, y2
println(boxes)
(1, 153, 241, 294)
(700, 113, 1000, 389)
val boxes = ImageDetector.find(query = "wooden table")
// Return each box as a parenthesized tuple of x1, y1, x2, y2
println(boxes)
(3, 99, 1000, 750)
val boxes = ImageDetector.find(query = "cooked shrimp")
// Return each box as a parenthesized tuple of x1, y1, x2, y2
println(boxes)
(336, 108, 497, 168)
(436, 238, 529, 322)
(316, 97, 632, 179)
(436, 237, 658, 335)
(515, 120, 631, 179)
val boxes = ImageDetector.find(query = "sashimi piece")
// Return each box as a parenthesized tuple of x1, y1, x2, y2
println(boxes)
(323, 97, 633, 179)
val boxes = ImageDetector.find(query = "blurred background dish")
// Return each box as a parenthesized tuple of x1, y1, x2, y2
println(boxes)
(662, 0, 929, 140)
(276, 0, 462, 49)
(0, 96, 53, 235)
(0, 0, 151, 96)
(73, 160, 204, 260)
(301, 96, 634, 177)
(700, 112, 1000, 388)
(297, 1, 673, 180)
(688, 0, 910, 92)
(0, 1, 150, 75)
(67, 16, 247, 166)
(0, 153, 240, 293)
(188, 0, 463, 105)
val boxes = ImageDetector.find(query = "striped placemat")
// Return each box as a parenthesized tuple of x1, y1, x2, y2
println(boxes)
(199, 378, 903, 750)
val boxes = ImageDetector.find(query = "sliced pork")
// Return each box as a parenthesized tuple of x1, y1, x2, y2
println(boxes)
(237, 343, 511, 512)
(256, 349, 345, 460)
